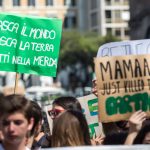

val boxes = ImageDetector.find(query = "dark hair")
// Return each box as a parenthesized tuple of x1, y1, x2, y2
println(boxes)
(0, 94, 32, 122)
(52, 96, 82, 112)
(52, 110, 91, 147)
(115, 120, 129, 131)
(103, 131, 128, 145)
(133, 123, 150, 144)
(29, 101, 43, 136)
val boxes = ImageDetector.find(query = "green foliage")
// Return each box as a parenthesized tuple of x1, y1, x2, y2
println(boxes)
(59, 31, 119, 68)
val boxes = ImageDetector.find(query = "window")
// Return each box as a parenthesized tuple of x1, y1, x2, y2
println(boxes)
(46, 0, 53, 6)
(64, 0, 76, 6)
(64, 16, 77, 28)
(114, 0, 120, 4)
(105, 11, 111, 23)
(13, 0, 20, 6)
(0, 0, 2, 6)
(115, 28, 121, 36)
(91, 0, 97, 9)
(105, 10, 111, 18)
(114, 10, 121, 22)
(123, 0, 129, 5)
(106, 28, 112, 35)
(105, 0, 111, 5)
(125, 28, 129, 36)
(91, 12, 98, 27)
(28, 0, 35, 6)
(114, 10, 121, 18)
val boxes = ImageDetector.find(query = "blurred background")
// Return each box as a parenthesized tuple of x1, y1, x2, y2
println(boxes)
(0, 0, 148, 105)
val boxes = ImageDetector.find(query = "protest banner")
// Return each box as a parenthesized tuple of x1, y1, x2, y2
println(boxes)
(77, 94, 103, 138)
(97, 39, 150, 57)
(95, 54, 150, 122)
(44, 94, 104, 138)
(0, 13, 62, 77)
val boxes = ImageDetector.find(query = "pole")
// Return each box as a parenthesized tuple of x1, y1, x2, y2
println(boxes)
(14, 73, 20, 94)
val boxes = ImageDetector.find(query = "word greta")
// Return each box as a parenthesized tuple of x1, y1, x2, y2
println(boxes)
(105, 92, 150, 116)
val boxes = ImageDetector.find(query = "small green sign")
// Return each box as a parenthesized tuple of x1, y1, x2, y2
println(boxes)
(0, 13, 62, 77)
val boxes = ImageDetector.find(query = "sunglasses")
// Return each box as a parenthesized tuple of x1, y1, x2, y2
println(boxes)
(48, 109, 64, 119)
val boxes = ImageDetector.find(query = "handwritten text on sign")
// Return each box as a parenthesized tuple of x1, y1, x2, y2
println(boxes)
(95, 54, 150, 122)
(0, 13, 62, 76)
(97, 39, 150, 57)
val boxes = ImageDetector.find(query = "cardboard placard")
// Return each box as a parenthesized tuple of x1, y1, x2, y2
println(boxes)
(97, 39, 150, 57)
(95, 54, 150, 122)
(77, 94, 103, 138)
(0, 13, 62, 77)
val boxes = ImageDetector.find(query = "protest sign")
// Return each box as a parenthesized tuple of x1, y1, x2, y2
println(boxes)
(78, 94, 103, 138)
(95, 54, 150, 122)
(97, 39, 150, 57)
(0, 13, 62, 77)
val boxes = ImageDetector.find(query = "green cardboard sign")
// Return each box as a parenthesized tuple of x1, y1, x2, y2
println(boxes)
(0, 13, 62, 77)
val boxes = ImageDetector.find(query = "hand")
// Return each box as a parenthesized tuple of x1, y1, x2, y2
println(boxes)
(128, 110, 147, 133)
(92, 79, 98, 97)
(91, 133, 104, 145)
(124, 110, 147, 145)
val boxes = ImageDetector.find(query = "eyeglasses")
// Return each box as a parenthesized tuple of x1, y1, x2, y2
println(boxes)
(48, 109, 63, 119)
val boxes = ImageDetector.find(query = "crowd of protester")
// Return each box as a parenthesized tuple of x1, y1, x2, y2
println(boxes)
(0, 78, 150, 150)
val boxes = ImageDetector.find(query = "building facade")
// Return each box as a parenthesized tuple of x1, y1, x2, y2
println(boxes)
(87, 0, 130, 40)
(0, 0, 130, 40)
(0, 0, 80, 30)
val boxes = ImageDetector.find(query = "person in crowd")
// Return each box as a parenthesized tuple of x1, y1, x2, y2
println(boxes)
(133, 122, 150, 144)
(103, 110, 147, 145)
(124, 110, 147, 145)
(92, 79, 121, 135)
(51, 110, 91, 147)
(92, 79, 148, 145)
(48, 96, 82, 120)
(48, 96, 93, 145)
(0, 94, 34, 150)
(25, 101, 44, 149)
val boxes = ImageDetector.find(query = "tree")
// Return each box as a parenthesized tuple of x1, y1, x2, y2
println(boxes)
(58, 31, 119, 69)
